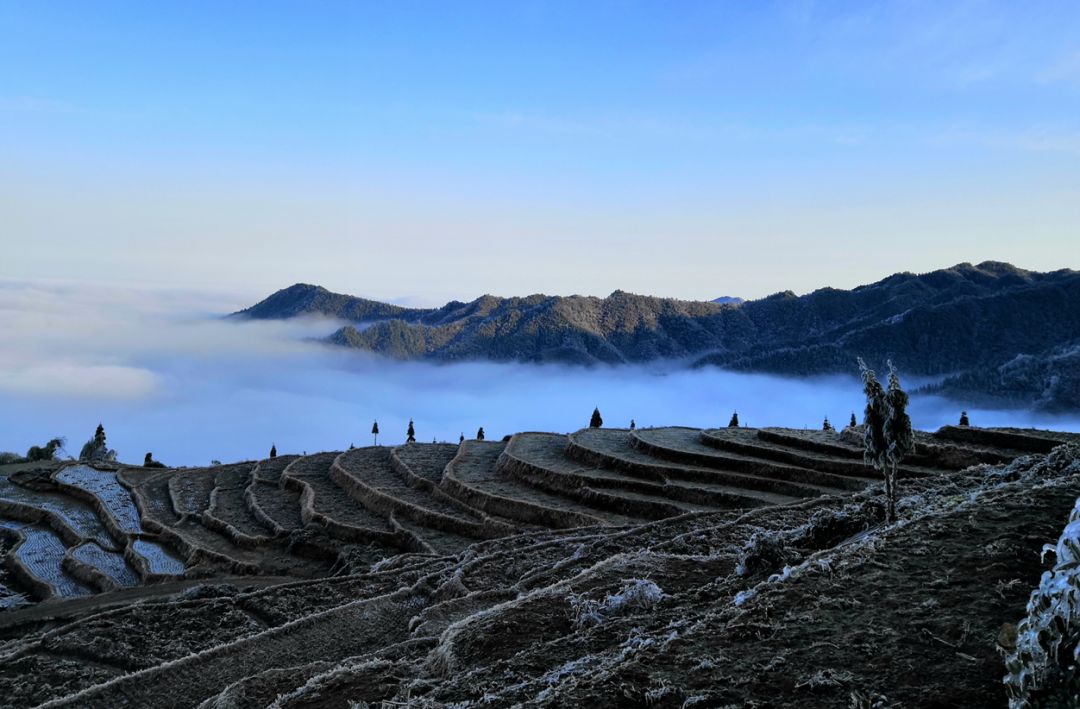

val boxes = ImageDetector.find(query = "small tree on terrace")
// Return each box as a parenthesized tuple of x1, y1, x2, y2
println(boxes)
(823, 416, 833, 432)
(459, 433, 465, 444)
(407, 419, 416, 443)
(79, 424, 116, 463)
(590, 408, 603, 428)
(728, 411, 739, 428)
(629, 419, 636, 430)
(858, 358, 891, 518)
(858, 358, 914, 522)
(372, 421, 379, 446)
(143, 452, 166, 468)
(269, 444, 277, 459)
(883, 361, 914, 521)
(959, 411, 970, 427)
(849, 412, 858, 429)
(477, 427, 485, 441)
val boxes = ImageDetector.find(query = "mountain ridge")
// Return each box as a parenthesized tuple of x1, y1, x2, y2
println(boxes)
(233, 262, 1080, 410)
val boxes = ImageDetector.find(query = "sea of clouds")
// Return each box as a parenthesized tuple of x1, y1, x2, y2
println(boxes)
(1, 280, 1077, 467)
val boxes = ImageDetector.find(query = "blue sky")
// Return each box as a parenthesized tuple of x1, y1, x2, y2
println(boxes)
(2, 1, 1079, 303)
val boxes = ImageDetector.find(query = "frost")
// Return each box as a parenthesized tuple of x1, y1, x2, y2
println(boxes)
(570, 578, 665, 628)
(733, 589, 755, 607)
(1004, 494, 1080, 708)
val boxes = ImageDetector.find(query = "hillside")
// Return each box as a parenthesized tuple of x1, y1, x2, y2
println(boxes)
(235, 263, 1080, 410)
(0, 425, 1077, 707)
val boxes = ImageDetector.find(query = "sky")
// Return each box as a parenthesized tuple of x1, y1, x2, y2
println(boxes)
(2, 1, 1079, 304)
(2, 281, 1076, 465)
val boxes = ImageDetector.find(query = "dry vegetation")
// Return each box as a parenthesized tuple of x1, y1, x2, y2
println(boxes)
(0, 424, 1076, 707)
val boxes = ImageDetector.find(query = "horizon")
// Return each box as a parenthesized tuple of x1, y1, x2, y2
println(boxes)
(2, 276, 1078, 465)
(3, 2, 1079, 300)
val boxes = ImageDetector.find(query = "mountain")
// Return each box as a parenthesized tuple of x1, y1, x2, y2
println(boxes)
(712, 296, 745, 305)
(234, 262, 1080, 410)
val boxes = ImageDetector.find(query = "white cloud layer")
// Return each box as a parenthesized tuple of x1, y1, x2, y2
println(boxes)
(1, 280, 1077, 466)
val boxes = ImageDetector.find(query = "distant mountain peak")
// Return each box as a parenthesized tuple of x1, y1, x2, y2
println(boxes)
(230, 263, 1080, 409)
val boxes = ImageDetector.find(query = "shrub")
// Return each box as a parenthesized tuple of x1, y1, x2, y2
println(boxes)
(1004, 496, 1080, 708)
(570, 578, 664, 628)
(26, 437, 64, 462)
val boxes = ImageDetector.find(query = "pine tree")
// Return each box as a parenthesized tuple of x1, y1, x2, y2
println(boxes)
(590, 408, 603, 428)
(407, 419, 416, 443)
(144, 452, 153, 466)
(269, 444, 277, 459)
(80, 423, 116, 462)
(630, 419, 636, 430)
(728, 411, 739, 428)
(477, 427, 485, 441)
(849, 412, 858, 428)
(459, 433, 465, 444)
(823, 416, 833, 431)
(959, 411, 970, 427)
(883, 361, 914, 522)
(372, 420, 379, 446)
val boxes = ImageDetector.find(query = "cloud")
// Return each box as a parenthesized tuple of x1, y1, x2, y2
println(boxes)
(0, 280, 1076, 465)
(0, 364, 158, 399)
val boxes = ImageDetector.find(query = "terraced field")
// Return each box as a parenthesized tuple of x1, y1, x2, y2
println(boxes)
(0, 425, 1074, 708)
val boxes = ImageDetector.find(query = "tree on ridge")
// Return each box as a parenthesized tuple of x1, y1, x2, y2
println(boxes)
(372, 420, 379, 446)
(80, 423, 116, 463)
(590, 408, 603, 428)
(407, 419, 416, 443)
(728, 411, 739, 428)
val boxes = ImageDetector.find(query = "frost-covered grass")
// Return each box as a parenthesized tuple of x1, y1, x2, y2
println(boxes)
(57, 465, 143, 533)
(570, 578, 665, 628)
(1004, 495, 1080, 708)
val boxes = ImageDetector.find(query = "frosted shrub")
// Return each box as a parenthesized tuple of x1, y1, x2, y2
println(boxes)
(735, 529, 792, 577)
(1004, 497, 1080, 708)
(571, 579, 665, 628)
